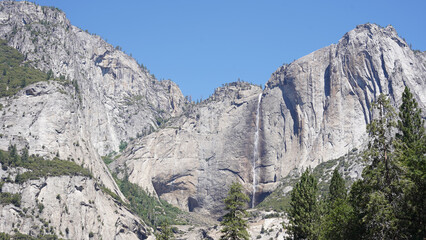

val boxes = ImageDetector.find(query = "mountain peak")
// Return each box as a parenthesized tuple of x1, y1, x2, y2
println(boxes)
(352, 23, 397, 35)
(339, 23, 408, 48)
(0, 1, 68, 28)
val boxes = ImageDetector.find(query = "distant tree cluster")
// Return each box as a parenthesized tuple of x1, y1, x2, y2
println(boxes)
(285, 87, 425, 239)
(113, 173, 182, 230)
(0, 39, 60, 97)
(0, 231, 60, 240)
(0, 144, 92, 183)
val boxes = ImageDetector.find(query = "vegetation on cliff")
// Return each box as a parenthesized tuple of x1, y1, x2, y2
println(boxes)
(112, 173, 183, 229)
(0, 39, 67, 97)
(0, 145, 92, 183)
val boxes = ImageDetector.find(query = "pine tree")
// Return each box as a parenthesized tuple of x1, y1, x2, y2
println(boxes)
(155, 220, 175, 240)
(397, 87, 425, 154)
(365, 94, 398, 188)
(320, 169, 353, 240)
(8, 144, 19, 166)
(329, 169, 346, 203)
(0, 151, 6, 170)
(220, 182, 250, 240)
(320, 201, 353, 240)
(396, 87, 426, 238)
(287, 168, 319, 240)
(21, 147, 29, 163)
(349, 94, 400, 239)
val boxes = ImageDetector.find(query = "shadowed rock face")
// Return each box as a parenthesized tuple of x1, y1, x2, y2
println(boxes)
(113, 24, 425, 214)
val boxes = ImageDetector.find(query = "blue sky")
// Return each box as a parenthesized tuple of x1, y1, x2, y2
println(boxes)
(33, 0, 426, 99)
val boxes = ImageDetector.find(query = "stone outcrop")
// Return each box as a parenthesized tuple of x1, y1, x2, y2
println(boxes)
(113, 24, 425, 214)
(0, 165, 151, 239)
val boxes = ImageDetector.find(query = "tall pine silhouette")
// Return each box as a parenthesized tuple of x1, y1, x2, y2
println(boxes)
(220, 182, 250, 240)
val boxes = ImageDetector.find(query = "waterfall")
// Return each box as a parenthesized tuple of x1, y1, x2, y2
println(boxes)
(252, 93, 262, 208)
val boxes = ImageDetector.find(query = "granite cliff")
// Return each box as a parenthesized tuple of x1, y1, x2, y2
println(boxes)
(0, 1, 185, 238)
(112, 24, 425, 214)
(112, 82, 264, 214)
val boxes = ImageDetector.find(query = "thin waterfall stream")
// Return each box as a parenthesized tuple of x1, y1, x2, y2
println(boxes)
(252, 93, 262, 208)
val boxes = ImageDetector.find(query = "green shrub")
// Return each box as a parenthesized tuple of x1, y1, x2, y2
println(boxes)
(38, 203, 45, 213)
(113, 174, 183, 228)
(264, 212, 280, 219)
(118, 141, 128, 152)
(101, 154, 114, 165)
(99, 185, 122, 203)
(0, 192, 21, 207)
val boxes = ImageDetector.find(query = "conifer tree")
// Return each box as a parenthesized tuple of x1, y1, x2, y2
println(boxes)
(365, 94, 398, 188)
(21, 147, 29, 163)
(155, 220, 175, 240)
(0, 151, 6, 170)
(329, 169, 346, 203)
(320, 169, 353, 240)
(397, 87, 425, 154)
(349, 94, 400, 239)
(396, 87, 426, 238)
(220, 182, 250, 240)
(287, 168, 318, 240)
(8, 144, 19, 166)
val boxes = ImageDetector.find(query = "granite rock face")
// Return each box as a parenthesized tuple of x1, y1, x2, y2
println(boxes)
(0, 165, 150, 240)
(0, 1, 185, 158)
(0, 1, 184, 238)
(261, 23, 425, 181)
(113, 24, 425, 214)
(112, 82, 264, 214)
(0, 0, 185, 206)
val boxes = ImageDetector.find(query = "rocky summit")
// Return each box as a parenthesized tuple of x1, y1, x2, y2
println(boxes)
(0, 1, 424, 239)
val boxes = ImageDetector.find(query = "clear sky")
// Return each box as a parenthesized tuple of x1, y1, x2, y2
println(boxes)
(32, 0, 426, 99)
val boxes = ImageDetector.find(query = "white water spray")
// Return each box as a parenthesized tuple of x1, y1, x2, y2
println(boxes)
(252, 93, 262, 208)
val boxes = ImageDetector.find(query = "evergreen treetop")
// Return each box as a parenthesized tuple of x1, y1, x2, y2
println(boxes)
(396, 86, 426, 238)
(287, 168, 319, 240)
(220, 181, 250, 240)
(329, 169, 346, 204)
